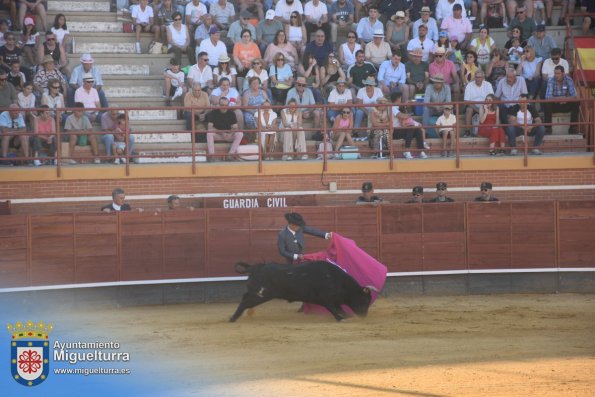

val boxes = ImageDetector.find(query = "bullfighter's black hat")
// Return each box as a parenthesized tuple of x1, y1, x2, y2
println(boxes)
(412, 186, 424, 195)
(362, 182, 373, 192)
(481, 182, 493, 190)
(436, 181, 447, 190)
(285, 212, 306, 227)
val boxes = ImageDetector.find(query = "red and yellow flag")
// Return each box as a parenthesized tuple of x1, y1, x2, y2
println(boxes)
(575, 37, 595, 82)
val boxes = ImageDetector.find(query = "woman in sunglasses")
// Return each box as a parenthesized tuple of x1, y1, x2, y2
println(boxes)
(331, 107, 355, 157)
(233, 28, 261, 90)
(166, 12, 190, 66)
(243, 57, 269, 93)
(263, 30, 298, 71)
(338, 30, 362, 70)
(285, 12, 307, 56)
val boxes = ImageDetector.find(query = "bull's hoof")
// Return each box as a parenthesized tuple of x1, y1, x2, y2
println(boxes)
(229, 317, 238, 323)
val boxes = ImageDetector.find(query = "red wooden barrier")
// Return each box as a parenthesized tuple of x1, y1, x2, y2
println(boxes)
(0, 201, 594, 289)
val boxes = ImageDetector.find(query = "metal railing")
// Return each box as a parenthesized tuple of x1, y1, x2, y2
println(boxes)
(0, 96, 593, 176)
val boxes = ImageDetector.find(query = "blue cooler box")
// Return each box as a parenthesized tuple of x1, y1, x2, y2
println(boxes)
(415, 94, 424, 116)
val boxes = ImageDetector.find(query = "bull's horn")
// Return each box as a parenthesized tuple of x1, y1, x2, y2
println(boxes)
(363, 285, 380, 293)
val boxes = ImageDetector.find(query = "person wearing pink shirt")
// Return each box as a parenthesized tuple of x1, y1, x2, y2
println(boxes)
(429, 47, 460, 100)
(440, 3, 472, 50)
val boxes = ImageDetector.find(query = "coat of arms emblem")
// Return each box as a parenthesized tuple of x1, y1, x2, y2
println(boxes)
(7, 320, 53, 387)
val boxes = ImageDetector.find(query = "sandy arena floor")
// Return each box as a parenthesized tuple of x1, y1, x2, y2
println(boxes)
(57, 293, 595, 397)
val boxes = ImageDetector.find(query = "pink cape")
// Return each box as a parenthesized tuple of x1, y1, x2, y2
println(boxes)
(301, 233, 387, 315)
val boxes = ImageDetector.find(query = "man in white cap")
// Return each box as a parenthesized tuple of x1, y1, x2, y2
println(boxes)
(365, 28, 392, 68)
(304, 0, 331, 43)
(256, 10, 284, 53)
(356, 6, 383, 45)
(412, 6, 439, 42)
(69, 53, 108, 108)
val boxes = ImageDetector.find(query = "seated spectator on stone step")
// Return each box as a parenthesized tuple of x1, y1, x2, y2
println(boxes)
(0, 69, 18, 108)
(232, 29, 261, 89)
(0, 104, 28, 165)
(544, 65, 579, 135)
(429, 46, 460, 100)
(365, 29, 392, 69)
(187, 51, 214, 93)
(210, 77, 243, 131)
(184, 82, 210, 141)
(37, 31, 70, 78)
(51, 14, 72, 51)
(31, 105, 56, 166)
(101, 107, 136, 161)
(17, 0, 47, 33)
(507, 5, 534, 41)
(304, 29, 333, 68)
(347, 50, 377, 92)
(228, 10, 257, 45)
(198, 25, 227, 69)
(304, 0, 331, 45)
(0, 19, 12, 46)
(185, 0, 208, 40)
(101, 188, 143, 212)
(155, 0, 177, 40)
(166, 12, 191, 65)
(210, 0, 235, 31)
(286, 76, 322, 135)
(41, 78, 65, 120)
(539, 47, 569, 98)
(0, 32, 26, 76)
(275, 0, 304, 27)
(463, 70, 493, 136)
(132, 0, 160, 54)
(213, 53, 237, 87)
(242, 76, 271, 135)
(206, 96, 243, 161)
(263, 30, 299, 72)
(378, 51, 407, 99)
(280, 98, 308, 161)
(355, 76, 383, 128)
(111, 114, 130, 164)
(7, 61, 26, 92)
(296, 53, 323, 104)
(516, 46, 541, 99)
(20, 18, 40, 68)
(69, 53, 108, 108)
(257, 10, 285, 56)
(63, 102, 99, 165)
(527, 24, 557, 60)
(33, 55, 67, 99)
(193, 13, 216, 48)
(405, 48, 429, 101)
(494, 68, 527, 124)
(506, 92, 545, 155)
(423, 74, 451, 139)
(356, 6, 383, 45)
(238, 0, 264, 23)
(327, 78, 364, 131)
(74, 73, 102, 123)
(164, 57, 186, 105)
(17, 82, 36, 126)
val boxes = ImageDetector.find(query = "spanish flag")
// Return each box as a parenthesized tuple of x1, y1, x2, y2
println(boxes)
(575, 37, 595, 82)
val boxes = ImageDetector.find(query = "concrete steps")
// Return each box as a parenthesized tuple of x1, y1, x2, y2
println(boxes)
(48, 0, 111, 12)
(67, 54, 171, 75)
(129, 120, 186, 132)
(128, 109, 178, 121)
(73, 33, 156, 54)
(102, 75, 164, 98)
(47, 12, 117, 23)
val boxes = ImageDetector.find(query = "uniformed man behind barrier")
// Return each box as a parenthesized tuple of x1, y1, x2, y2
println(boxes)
(475, 182, 499, 201)
(356, 182, 384, 205)
(428, 181, 455, 202)
(406, 186, 425, 203)
(277, 212, 332, 264)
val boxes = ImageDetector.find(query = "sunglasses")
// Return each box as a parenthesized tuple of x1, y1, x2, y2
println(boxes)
(366, 84, 374, 87)
(517, 11, 524, 14)
(277, 58, 284, 61)
(481, 189, 489, 192)
(291, 15, 298, 18)
(435, 55, 443, 57)
(202, 58, 209, 62)
(51, 85, 60, 89)
(174, 17, 182, 21)
(296, 83, 306, 87)
(220, 61, 228, 64)
(413, 194, 422, 197)
(348, 35, 356, 38)
(46, 38, 56, 41)
(342, 110, 350, 114)
(252, 62, 260, 65)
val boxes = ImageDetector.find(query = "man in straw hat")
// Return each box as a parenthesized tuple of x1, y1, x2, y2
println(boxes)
(69, 53, 108, 108)
(405, 47, 429, 99)
(365, 28, 391, 68)
(33, 54, 67, 97)
(412, 6, 438, 40)
(278, 212, 332, 264)
(423, 73, 451, 139)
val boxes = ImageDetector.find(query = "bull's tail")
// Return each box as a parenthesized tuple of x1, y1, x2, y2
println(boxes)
(234, 262, 253, 274)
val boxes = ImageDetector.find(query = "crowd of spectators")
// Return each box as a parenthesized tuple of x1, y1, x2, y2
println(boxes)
(0, 0, 592, 165)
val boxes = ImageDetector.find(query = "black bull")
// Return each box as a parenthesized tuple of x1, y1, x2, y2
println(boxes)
(229, 261, 378, 322)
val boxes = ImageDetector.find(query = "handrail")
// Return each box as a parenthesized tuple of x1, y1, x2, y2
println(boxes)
(0, 96, 592, 175)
